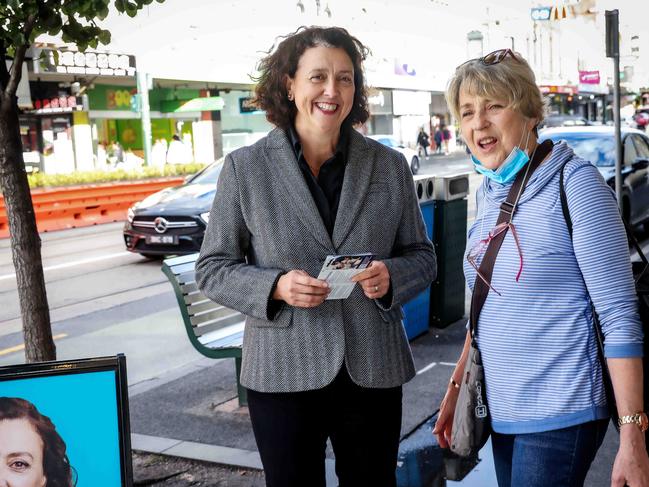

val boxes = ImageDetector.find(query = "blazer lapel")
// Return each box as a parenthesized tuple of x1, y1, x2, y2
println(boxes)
(332, 130, 372, 248)
(265, 128, 335, 251)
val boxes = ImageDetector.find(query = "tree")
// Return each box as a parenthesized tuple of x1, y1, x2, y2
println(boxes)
(0, 0, 163, 362)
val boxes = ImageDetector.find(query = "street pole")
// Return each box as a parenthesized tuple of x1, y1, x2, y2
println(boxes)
(606, 10, 622, 209)
(137, 71, 152, 167)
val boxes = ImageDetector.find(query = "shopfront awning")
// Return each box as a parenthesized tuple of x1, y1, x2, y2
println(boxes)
(161, 96, 225, 113)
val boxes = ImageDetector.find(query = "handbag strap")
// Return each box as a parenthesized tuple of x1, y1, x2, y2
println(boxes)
(559, 162, 649, 272)
(469, 139, 554, 340)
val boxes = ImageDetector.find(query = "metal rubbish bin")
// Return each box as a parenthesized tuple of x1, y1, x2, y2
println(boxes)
(429, 173, 470, 328)
(402, 175, 435, 340)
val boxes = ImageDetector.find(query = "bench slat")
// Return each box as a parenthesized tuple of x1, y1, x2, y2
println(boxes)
(180, 282, 199, 294)
(176, 270, 197, 285)
(193, 312, 245, 336)
(187, 299, 226, 315)
(199, 323, 245, 348)
(202, 330, 244, 350)
(183, 290, 207, 305)
(163, 253, 200, 268)
(191, 307, 238, 326)
(166, 261, 197, 276)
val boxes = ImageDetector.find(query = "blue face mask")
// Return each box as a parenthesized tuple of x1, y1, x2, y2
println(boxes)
(471, 130, 531, 184)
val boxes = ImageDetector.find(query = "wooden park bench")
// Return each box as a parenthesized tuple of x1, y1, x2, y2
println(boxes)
(162, 253, 247, 406)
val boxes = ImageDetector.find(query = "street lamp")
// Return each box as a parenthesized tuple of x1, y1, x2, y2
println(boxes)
(296, 0, 305, 13)
(467, 30, 484, 59)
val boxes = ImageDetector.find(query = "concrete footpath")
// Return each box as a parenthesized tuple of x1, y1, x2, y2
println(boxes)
(128, 314, 619, 487)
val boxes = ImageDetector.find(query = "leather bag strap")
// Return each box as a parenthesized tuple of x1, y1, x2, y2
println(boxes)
(469, 139, 554, 340)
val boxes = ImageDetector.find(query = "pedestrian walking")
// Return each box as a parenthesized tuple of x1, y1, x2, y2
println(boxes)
(441, 124, 451, 154)
(434, 127, 443, 154)
(433, 48, 649, 487)
(196, 26, 436, 487)
(417, 127, 429, 157)
(166, 134, 192, 164)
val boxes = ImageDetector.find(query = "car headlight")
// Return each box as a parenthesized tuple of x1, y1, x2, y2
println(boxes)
(127, 207, 135, 223)
(200, 212, 210, 224)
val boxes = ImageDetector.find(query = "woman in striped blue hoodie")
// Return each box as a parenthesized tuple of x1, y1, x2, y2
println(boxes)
(433, 49, 649, 487)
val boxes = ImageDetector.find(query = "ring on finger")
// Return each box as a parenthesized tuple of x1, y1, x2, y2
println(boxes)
(374, 285, 379, 292)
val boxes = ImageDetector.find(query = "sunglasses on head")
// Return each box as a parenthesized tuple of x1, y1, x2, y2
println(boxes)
(457, 48, 521, 70)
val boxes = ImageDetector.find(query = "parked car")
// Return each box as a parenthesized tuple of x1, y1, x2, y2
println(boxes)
(123, 158, 223, 258)
(539, 114, 591, 129)
(368, 134, 420, 174)
(539, 126, 649, 227)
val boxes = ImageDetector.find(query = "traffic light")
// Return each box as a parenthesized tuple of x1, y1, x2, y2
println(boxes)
(129, 94, 141, 113)
(605, 10, 619, 58)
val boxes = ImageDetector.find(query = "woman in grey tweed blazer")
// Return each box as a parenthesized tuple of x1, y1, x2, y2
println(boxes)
(196, 26, 436, 487)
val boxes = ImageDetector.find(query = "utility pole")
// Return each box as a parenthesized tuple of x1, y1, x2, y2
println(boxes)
(606, 10, 622, 209)
(136, 71, 152, 167)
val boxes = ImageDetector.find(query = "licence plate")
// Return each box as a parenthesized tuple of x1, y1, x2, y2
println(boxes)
(146, 235, 178, 245)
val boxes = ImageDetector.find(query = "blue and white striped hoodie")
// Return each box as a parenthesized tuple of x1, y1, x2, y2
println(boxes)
(464, 141, 643, 434)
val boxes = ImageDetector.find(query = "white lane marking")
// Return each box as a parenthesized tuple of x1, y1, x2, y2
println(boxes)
(439, 362, 457, 367)
(0, 252, 132, 281)
(416, 361, 437, 375)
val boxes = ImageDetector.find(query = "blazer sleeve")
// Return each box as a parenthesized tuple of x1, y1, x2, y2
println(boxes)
(195, 153, 285, 320)
(378, 154, 437, 310)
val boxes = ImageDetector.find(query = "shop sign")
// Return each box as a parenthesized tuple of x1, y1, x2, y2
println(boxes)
(531, 7, 552, 21)
(36, 49, 136, 77)
(539, 85, 578, 96)
(107, 89, 137, 110)
(394, 59, 417, 77)
(368, 89, 393, 115)
(29, 96, 84, 114)
(239, 97, 262, 113)
(578, 70, 600, 84)
(392, 90, 431, 116)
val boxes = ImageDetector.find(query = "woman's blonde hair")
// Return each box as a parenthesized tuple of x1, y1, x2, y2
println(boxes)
(446, 52, 547, 125)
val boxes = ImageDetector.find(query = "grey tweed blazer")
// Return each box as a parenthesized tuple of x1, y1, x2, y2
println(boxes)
(195, 127, 437, 393)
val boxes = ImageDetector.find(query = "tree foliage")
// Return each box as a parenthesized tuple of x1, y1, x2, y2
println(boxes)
(1, 0, 164, 96)
(0, 0, 164, 363)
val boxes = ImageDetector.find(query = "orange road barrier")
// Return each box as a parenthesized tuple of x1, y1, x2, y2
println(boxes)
(0, 177, 185, 239)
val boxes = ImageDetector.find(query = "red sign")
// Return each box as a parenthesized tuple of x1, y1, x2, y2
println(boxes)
(579, 70, 600, 84)
(32, 96, 82, 113)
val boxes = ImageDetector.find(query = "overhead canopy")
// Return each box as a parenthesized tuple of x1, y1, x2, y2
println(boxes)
(161, 96, 225, 113)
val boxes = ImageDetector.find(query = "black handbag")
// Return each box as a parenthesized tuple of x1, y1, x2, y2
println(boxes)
(450, 140, 554, 457)
(560, 162, 649, 445)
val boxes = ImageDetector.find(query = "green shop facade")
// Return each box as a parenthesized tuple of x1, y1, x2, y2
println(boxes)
(20, 46, 272, 174)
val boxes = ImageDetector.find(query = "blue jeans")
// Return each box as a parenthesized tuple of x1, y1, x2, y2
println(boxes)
(492, 419, 609, 487)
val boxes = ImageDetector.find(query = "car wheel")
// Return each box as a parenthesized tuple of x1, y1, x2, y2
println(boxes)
(411, 156, 420, 175)
(141, 253, 164, 260)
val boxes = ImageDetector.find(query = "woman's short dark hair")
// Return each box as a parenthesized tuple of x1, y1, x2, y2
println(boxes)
(253, 26, 370, 130)
(0, 397, 74, 487)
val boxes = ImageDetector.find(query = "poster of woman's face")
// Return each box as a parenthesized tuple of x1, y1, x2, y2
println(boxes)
(0, 356, 131, 487)
(0, 415, 47, 487)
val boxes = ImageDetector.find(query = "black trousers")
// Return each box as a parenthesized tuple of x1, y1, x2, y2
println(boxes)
(246, 366, 403, 487)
